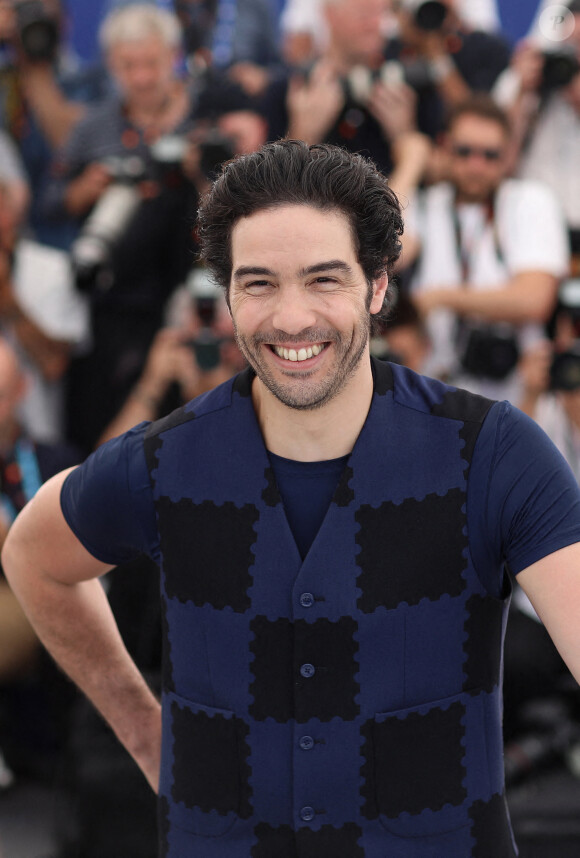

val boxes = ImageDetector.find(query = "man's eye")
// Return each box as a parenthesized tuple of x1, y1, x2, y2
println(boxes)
(245, 281, 271, 293)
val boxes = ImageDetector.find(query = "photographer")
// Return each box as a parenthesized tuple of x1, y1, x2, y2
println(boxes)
(497, 2, 580, 269)
(384, 0, 510, 140)
(0, 0, 109, 245)
(0, 179, 89, 444)
(97, 270, 245, 447)
(265, 0, 432, 197)
(519, 285, 580, 477)
(403, 94, 569, 403)
(42, 3, 205, 452)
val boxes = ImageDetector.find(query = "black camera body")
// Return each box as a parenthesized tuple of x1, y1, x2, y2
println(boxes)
(14, 0, 59, 63)
(186, 268, 224, 371)
(150, 128, 235, 181)
(460, 325, 520, 381)
(412, 0, 448, 32)
(72, 128, 235, 293)
(550, 346, 580, 391)
(541, 50, 580, 92)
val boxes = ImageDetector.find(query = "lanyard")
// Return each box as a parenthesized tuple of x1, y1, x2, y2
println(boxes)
(451, 195, 504, 284)
(0, 438, 42, 525)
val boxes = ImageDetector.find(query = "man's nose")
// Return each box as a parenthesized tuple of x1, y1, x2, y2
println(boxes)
(271, 285, 318, 334)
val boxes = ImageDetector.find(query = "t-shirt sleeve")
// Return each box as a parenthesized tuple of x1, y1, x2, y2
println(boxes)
(468, 400, 580, 596)
(60, 423, 157, 566)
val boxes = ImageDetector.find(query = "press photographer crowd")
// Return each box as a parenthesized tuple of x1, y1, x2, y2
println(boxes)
(0, 0, 579, 855)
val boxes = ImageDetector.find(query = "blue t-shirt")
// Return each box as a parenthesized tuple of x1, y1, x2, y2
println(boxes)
(60, 399, 580, 598)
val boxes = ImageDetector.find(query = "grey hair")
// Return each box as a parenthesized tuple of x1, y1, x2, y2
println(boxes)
(99, 3, 182, 52)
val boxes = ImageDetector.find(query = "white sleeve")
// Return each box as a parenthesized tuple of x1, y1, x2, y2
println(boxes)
(12, 240, 90, 344)
(0, 130, 27, 183)
(499, 180, 570, 278)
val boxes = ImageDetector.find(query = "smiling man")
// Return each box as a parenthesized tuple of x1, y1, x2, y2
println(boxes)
(3, 140, 580, 857)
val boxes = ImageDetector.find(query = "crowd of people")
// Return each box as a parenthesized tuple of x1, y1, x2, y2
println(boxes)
(0, 0, 578, 854)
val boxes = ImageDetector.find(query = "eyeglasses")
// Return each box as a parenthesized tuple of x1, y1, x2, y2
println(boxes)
(452, 144, 503, 162)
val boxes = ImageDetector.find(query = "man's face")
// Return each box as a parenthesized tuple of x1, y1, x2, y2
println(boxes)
(229, 204, 387, 411)
(446, 115, 509, 203)
(108, 34, 177, 112)
(325, 0, 390, 66)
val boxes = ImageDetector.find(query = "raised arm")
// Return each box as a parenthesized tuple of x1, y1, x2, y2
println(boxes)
(1, 469, 162, 791)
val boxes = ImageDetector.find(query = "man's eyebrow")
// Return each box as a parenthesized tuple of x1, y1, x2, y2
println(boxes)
(232, 266, 274, 281)
(232, 260, 355, 282)
(299, 260, 354, 277)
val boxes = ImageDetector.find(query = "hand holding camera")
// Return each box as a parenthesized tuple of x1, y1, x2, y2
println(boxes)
(0, 0, 59, 65)
(286, 60, 345, 144)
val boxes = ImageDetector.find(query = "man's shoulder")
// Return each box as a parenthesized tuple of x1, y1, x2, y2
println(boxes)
(387, 361, 496, 424)
(497, 176, 560, 208)
(144, 370, 252, 443)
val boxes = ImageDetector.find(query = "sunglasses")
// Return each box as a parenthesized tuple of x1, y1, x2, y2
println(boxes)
(452, 144, 503, 162)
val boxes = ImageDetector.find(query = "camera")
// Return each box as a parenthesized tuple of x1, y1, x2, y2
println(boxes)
(14, 0, 59, 63)
(150, 127, 235, 181)
(71, 155, 146, 293)
(186, 267, 224, 371)
(550, 344, 580, 391)
(459, 324, 520, 381)
(541, 50, 580, 92)
(345, 61, 407, 105)
(411, 0, 448, 32)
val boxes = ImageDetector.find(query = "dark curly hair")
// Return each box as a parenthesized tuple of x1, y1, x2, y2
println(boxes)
(197, 140, 404, 296)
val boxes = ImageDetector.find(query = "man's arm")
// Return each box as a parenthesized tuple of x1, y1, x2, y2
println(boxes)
(414, 270, 559, 325)
(1, 469, 162, 792)
(517, 543, 580, 686)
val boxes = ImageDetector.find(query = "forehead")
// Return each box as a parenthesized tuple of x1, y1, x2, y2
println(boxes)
(449, 114, 507, 144)
(109, 34, 171, 62)
(231, 205, 358, 268)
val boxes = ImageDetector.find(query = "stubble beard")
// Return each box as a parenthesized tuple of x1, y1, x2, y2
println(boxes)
(233, 316, 372, 411)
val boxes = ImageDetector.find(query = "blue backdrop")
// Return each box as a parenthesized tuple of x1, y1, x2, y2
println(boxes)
(65, 0, 543, 64)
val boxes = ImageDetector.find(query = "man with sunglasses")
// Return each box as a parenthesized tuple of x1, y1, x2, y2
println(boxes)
(402, 94, 569, 403)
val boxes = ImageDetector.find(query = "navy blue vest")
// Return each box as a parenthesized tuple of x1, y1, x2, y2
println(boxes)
(144, 358, 517, 858)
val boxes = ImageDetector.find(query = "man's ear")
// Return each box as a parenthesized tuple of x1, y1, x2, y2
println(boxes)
(370, 274, 389, 315)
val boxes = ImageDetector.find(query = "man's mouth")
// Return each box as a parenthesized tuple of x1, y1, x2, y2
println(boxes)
(271, 343, 327, 363)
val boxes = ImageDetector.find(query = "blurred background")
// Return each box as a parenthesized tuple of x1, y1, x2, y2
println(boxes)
(0, 0, 579, 855)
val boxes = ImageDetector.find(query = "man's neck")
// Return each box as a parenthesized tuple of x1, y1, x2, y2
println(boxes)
(251, 354, 375, 462)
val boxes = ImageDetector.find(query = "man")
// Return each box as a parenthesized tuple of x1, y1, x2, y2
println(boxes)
(265, 0, 433, 198)
(0, 181, 89, 444)
(499, 0, 580, 268)
(3, 140, 580, 857)
(0, 336, 79, 789)
(42, 3, 200, 451)
(0, 0, 110, 246)
(404, 94, 569, 402)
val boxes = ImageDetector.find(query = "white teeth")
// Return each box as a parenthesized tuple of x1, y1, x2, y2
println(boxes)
(274, 344, 325, 362)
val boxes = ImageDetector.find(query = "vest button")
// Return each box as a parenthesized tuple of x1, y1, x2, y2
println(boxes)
(299, 735, 315, 750)
(300, 592, 315, 608)
(300, 806, 315, 822)
(300, 663, 316, 678)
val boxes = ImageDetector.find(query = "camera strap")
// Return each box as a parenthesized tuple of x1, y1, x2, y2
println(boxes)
(451, 193, 504, 284)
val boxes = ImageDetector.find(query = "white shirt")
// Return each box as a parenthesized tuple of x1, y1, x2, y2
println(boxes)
(406, 179, 570, 401)
(519, 94, 580, 230)
(8, 239, 90, 443)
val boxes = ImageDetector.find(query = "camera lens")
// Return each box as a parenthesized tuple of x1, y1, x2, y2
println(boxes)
(414, 0, 448, 31)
